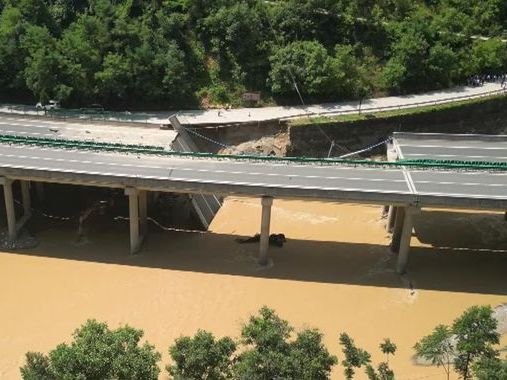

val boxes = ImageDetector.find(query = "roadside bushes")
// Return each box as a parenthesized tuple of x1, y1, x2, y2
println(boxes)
(20, 305, 506, 380)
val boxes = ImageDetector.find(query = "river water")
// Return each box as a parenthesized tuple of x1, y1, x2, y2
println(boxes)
(0, 197, 506, 379)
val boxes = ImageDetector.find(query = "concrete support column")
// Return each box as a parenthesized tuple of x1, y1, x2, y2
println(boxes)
(390, 207, 405, 253)
(258, 196, 273, 266)
(396, 206, 420, 274)
(139, 190, 147, 237)
(20, 181, 31, 217)
(2, 178, 16, 240)
(386, 206, 397, 233)
(125, 187, 140, 255)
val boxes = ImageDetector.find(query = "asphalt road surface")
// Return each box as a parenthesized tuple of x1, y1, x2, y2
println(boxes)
(0, 115, 176, 148)
(394, 132, 507, 163)
(0, 143, 505, 210)
(0, 83, 504, 125)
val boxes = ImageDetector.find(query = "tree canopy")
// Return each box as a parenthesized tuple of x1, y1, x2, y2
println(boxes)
(168, 306, 337, 380)
(20, 319, 161, 380)
(1, 0, 506, 109)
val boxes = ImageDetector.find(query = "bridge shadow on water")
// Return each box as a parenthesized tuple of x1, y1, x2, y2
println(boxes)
(2, 208, 507, 296)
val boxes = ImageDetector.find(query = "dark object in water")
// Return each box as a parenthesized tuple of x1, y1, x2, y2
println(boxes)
(236, 233, 287, 247)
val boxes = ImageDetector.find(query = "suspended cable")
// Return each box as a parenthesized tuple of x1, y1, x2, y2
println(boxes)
(337, 138, 390, 159)
(264, 8, 335, 152)
(183, 127, 231, 149)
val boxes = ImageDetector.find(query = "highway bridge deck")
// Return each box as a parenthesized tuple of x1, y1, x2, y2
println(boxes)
(0, 143, 505, 209)
(393, 132, 507, 163)
(0, 128, 505, 274)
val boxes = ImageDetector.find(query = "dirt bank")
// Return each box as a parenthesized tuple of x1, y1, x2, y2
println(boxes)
(1, 198, 506, 379)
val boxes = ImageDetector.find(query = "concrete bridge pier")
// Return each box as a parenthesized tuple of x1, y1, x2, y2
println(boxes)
(0, 178, 32, 241)
(395, 206, 420, 274)
(258, 196, 273, 266)
(1, 178, 16, 240)
(386, 206, 397, 233)
(390, 207, 405, 253)
(125, 187, 148, 254)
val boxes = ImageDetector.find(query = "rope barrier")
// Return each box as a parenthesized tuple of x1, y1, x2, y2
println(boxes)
(183, 127, 231, 149)
(114, 216, 206, 234)
(1, 133, 507, 171)
(337, 138, 391, 159)
(14, 199, 75, 221)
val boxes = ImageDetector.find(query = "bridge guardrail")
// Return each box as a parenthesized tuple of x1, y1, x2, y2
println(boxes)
(1, 133, 506, 172)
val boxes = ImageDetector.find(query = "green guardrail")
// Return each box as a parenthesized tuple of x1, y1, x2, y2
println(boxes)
(0, 134, 164, 153)
(1, 133, 506, 171)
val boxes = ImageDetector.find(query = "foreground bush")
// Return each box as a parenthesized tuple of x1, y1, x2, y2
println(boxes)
(415, 305, 503, 380)
(20, 319, 161, 380)
(21, 305, 506, 379)
(168, 330, 236, 380)
(168, 306, 337, 380)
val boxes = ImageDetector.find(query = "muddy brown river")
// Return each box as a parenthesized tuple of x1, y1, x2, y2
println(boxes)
(1, 197, 506, 379)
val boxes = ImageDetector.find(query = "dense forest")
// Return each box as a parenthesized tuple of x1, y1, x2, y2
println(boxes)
(0, 0, 506, 109)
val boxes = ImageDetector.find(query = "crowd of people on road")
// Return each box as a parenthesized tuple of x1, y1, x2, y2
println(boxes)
(467, 73, 507, 88)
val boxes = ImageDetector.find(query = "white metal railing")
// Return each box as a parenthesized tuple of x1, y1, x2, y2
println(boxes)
(281, 87, 507, 122)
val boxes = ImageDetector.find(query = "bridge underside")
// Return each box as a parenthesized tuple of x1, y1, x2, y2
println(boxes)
(2, 177, 500, 275)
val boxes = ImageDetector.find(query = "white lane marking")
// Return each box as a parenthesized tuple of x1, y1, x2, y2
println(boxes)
(0, 152, 408, 184)
(404, 153, 507, 160)
(417, 191, 507, 199)
(0, 163, 414, 194)
(410, 169, 507, 177)
(416, 180, 506, 187)
(0, 128, 156, 141)
(398, 143, 507, 150)
(0, 120, 163, 136)
(402, 170, 417, 193)
(0, 143, 407, 174)
(0, 130, 46, 136)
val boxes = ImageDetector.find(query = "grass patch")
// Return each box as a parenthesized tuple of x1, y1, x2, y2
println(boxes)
(288, 92, 507, 126)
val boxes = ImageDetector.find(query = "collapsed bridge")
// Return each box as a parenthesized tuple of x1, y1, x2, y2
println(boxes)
(0, 127, 505, 274)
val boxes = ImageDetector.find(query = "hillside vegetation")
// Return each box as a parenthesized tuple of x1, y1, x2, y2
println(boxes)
(0, 0, 506, 109)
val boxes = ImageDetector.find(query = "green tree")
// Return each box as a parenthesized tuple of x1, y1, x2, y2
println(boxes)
(20, 352, 53, 380)
(470, 38, 507, 74)
(268, 40, 339, 97)
(0, 6, 27, 93)
(234, 306, 337, 379)
(200, 1, 269, 88)
(269, 0, 353, 48)
(452, 305, 500, 379)
(290, 328, 338, 380)
(414, 325, 454, 380)
(333, 45, 372, 99)
(339, 334, 397, 380)
(339, 333, 371, 380)
(415, 305, 500, 380)
(473, 356, 507, 380)
(20, 24, 65, 102)
(168, 330, 236, 380)
(20, 319, 161, 380)
(426, 43, 460, 88)
(380, 338, 397, 364)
